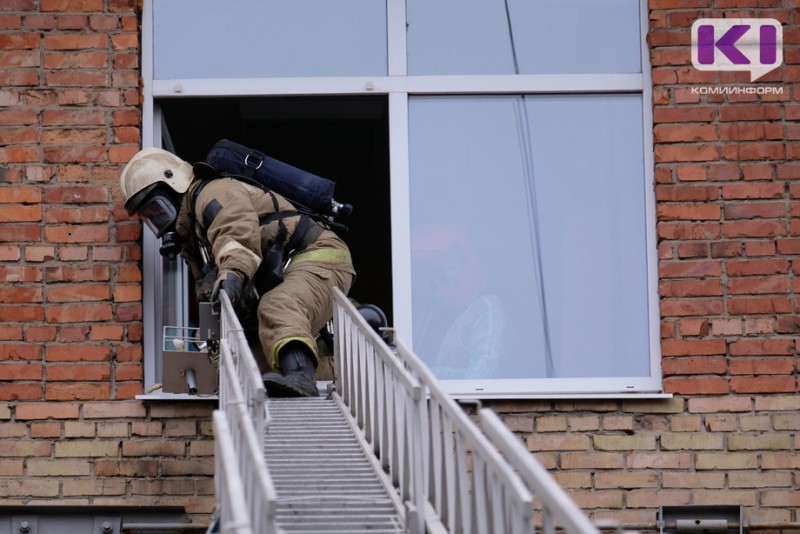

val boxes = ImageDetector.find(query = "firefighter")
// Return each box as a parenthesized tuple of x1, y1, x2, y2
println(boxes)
(119, 147, 356, 397)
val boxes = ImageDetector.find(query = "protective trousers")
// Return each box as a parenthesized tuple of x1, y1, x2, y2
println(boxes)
(258, 256, 355, 373)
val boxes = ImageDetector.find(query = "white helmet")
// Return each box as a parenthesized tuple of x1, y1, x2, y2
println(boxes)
(120, 148, 194, 238)
(120, 147, 193, 215)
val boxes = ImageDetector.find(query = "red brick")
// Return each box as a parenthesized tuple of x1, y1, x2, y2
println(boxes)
(655, 145, 719, 163)
(90, 325, 123, 340)
(45, 266, 110, 283)
(710, 241, 742, 258)
(677, 242, 708, 258)
(744, 242, 776, 257)
(15, 402, 80, 420)
(0, 362, 42, 380)
(0, 305, 45, 322)
(664, 377, 729, 395)
(0, 205, 41, 222)
(45, 345, 110, 362)
(0, 325, 23, 341)
(654, 124, 717, 143)
(729, 338, 795, 356)
(26, 326, 56, 342)
(46, 207, 111, 224)
(658, 204, 720, 221)
(114, 344, 141, 363)
(114, 363, 141, 381)
(659, 279, 723, 298)
(661, 299, 724, 317)
(728, 297, 793, 315)
(731, 377, 795, 393)
(41, 109, 104, 127)
(657, 185, 718, 203)
(44, 225, 109, 244)
(0, 384, 43, 400)
(658, 222, 721, 241)
(721, 143, 785, 161)
(47, 363, 110, 381)
(721, 123, 784, 142)
(727, 259, 789, 276)
(653, 106, 716, 123)
(660, 260, 722, 278)
(724, 202, 785, 220)
(43, 33, 106, 50)
(776, 316, 800, 334)
(43, 145, 107, 163)
(729, 274, 790, 295)
(46, 284, 111, 303)
(114, 382, 143, 399)
(663, 357, 727, 376)
(662, 339, 727, 356)
(83, 401, 145, 419)
(721, 183, 785, 199)
(0, 286, 42, 303)
(709, 164, 741, 181)
(722, 220, 785, 238)
(730, 358, 793, 375)
(45, 382, 110, 400)
(719, 105, 782, 122)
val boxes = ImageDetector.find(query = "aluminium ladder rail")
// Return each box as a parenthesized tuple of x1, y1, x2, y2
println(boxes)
(211, 290, 601, 534)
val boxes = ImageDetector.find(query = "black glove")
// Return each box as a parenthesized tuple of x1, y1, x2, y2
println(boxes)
(212, 270, 245, 310)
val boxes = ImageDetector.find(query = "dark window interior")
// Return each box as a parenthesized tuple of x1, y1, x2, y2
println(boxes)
(158, 95, 393, 323)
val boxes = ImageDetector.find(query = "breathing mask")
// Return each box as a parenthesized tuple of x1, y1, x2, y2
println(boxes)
(131, 184, 183, 257)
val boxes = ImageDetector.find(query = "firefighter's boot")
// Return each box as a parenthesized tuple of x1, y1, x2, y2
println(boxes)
(262, 342, 320, 398)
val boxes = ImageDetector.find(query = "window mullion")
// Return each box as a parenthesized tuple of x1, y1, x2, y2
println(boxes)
(387, 0, 407, 76)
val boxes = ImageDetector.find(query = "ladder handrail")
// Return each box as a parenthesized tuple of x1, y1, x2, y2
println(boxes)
(333, 289, 595, 534)
(215, 293, 278, 534)
(212, 411, 255, 534)
(393, 337, 535, 533)
(219, 293, 269, 440)
(480, 408, 600, 534)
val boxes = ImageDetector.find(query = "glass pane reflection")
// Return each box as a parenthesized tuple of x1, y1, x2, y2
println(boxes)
(154, 0, 387, 78)
(409, 94, 649, 379)
(407, 0, 641, 75)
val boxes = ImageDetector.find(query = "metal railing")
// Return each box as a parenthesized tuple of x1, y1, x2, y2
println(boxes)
(212, 411, 254, 534)
(218, 293, 269, 441)
(212, 288, 600, 534)
(214, 293, 277, 533)
(332, 288, 600, 534)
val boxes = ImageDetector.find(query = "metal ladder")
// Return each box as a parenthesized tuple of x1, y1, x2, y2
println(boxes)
(265, 397, 404, 533)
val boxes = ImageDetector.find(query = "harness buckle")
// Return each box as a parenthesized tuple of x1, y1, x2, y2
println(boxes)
(244, 152, 263, 170)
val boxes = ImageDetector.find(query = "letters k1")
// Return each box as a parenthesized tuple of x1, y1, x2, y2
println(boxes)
(691, 18, 783, 81)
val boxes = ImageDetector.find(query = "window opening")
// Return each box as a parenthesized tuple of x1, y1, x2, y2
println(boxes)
(156, 95, 393, 334)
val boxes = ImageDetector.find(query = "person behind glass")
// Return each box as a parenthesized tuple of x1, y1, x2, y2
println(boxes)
(412, 224, 505, 379)
(119, 148, 356, 397)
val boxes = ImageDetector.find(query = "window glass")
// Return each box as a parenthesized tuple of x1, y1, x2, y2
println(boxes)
(153, 0, 387, 78)
(407, 0, 641, 75)
(408, 94, 649, 380)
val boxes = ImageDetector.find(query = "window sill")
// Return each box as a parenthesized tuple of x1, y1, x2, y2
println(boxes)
(452, 392, 673, 401)
(136, 392, 218, 401)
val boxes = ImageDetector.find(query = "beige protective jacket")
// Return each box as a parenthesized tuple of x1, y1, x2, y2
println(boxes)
(175, 176, 355, 370)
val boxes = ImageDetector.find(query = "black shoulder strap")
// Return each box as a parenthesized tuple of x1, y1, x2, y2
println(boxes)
(188, 179, 213, 250)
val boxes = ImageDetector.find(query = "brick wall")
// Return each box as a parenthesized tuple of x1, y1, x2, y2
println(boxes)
(0, 0, 214, 525)
(1, 0, 798, 530)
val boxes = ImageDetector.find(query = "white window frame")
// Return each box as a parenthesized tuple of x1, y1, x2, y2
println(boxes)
(139, 0, 665, 399)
